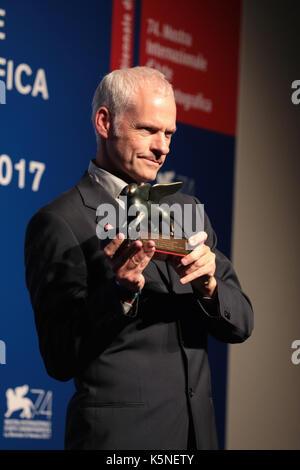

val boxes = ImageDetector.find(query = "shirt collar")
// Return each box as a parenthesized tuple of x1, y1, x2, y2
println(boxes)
(88, 160, 128, 199)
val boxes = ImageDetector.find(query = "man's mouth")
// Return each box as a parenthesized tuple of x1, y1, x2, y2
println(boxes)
(138, 156, 161, 166)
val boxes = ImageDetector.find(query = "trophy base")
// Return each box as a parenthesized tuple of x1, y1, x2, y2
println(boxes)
(137, 232, 190, 257)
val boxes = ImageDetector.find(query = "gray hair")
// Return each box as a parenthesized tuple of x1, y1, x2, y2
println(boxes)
(91, 66, 174, 142)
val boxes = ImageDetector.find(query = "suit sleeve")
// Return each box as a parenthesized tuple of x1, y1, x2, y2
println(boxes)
(194, 205, 254, 344)
(24, 210, 135, 382)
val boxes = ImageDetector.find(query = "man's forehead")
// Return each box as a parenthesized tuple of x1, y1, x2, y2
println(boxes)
(152, 95, 171, 106)
(132, 84, 175, 104)
(120, 86, 176, 129)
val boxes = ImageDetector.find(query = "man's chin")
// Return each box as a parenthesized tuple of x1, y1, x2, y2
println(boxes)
(134, 169, 159, 184)
(140, 172, 158, 183)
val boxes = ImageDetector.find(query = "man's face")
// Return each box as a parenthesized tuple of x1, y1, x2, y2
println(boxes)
(105, 86, 177, 183)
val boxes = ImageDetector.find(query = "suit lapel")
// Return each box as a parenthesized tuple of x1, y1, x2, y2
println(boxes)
(76, 171, 119, 211)
(76, 171, 126, 228)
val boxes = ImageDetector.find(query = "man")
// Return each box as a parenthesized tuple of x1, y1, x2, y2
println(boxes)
(25, 66, 253, 450)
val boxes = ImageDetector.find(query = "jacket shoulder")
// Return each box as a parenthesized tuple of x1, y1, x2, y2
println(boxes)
(39, 185, 82, 217)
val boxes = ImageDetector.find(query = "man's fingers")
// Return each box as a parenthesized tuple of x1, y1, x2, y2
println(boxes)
(187, 231, 207, 248)
(181, 250, 214, 272)
(134, 241, 156, 269)
(179, 252, 216, 284)
(112, 239, 143, 269)
(180, 268, 212, 285)
(103, 232, 126, 258)
(181, 243, 209, 267)
(142, 240, 156, 256)
(106, 237, 155, 273)
(179, 231, 208, 266)
(104, 224, 114, 231)
(126, 240, 155, 270)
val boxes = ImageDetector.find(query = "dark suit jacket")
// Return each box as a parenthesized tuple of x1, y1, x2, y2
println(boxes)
(24, 171, 253, 450)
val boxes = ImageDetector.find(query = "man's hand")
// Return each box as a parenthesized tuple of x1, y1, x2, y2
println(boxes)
(169, 231, 217, 298)
(104, 232, 156, 295)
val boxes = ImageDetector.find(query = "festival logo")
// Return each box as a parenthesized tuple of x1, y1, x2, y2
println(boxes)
(2, 384, 52, 439)
(157, 170, 195, 195)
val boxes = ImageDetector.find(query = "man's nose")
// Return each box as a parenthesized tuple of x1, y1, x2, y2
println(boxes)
(150, 133, 170, 157)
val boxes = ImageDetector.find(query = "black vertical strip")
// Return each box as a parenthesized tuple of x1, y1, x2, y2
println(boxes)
(133, 0, 142, 66)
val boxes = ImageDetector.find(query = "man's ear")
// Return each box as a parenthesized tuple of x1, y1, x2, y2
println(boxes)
(94, 107, 111, 139)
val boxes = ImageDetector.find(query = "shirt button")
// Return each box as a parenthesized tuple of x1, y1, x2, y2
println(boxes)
(188, 388, 194, 398)
(224, 310, 231, 319)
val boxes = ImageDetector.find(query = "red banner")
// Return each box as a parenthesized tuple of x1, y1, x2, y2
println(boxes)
(110, 0, 136, 71)
(139, 0, 241, 136)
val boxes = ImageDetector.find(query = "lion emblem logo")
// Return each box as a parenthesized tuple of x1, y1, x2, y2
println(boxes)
(4, 385, 34, 419)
